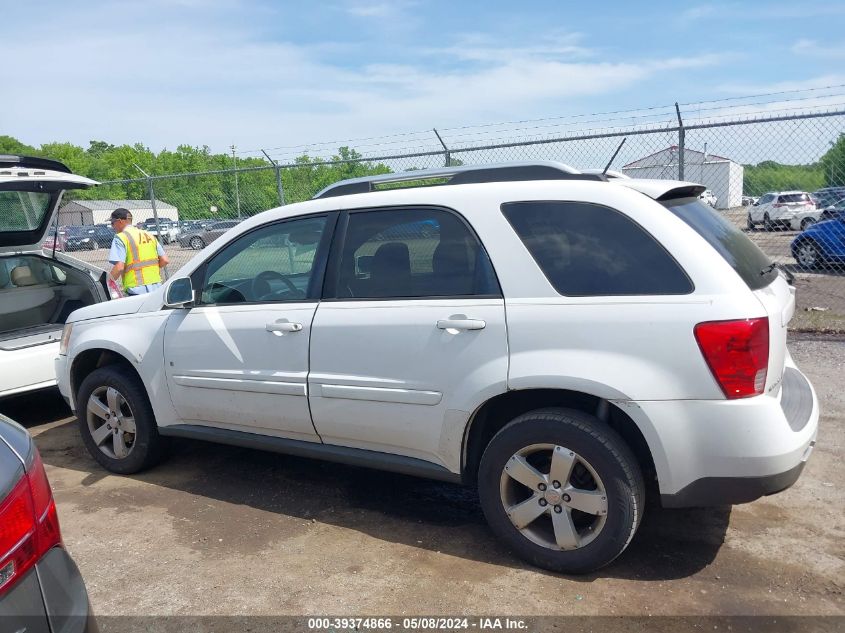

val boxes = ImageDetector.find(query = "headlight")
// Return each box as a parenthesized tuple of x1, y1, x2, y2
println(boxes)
(59, 323, 73, 355)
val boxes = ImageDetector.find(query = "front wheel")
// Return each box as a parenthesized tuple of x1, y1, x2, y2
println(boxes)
(478, 408, 644, 574)
(763, 213, 774, 231)
(189, 236, 205, 250)
(795, 240, 821, 269)
(746, 214, 755, 231)
(77, 365, 165, 474)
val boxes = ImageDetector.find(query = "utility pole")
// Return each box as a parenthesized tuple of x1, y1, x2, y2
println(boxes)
(231, 144, 241, 220)
(675, 103, 685, 181)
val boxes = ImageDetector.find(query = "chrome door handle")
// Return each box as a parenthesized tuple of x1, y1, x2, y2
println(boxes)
(437, 318, 486, 331)
(266, 322, 303, 333)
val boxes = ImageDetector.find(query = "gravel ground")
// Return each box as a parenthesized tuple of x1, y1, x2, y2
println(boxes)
(0, 336, 842, 619)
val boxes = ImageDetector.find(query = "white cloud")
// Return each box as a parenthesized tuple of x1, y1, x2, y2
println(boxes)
(791, 39, 845, 59)
(3, 0, 733, 162)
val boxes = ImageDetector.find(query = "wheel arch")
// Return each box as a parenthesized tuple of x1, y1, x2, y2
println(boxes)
(70, 347, 142, 406)
(461, 388, 657, 491)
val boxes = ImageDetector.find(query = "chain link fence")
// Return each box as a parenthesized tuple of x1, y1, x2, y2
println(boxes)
(60, 105, 845, 331)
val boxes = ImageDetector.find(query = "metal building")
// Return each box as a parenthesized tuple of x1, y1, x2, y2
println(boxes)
(57, 200, 178, 226)
(621, 146, 744, 209)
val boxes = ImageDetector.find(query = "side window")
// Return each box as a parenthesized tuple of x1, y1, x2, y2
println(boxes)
(200, 216, 327, 305)
(334, 208, 499, 299)
(501, 201, 693, 296)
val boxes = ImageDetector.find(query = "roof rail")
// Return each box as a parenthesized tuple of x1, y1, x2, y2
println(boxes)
(313, 161, 606, 199)
(0, 155, 72, 174)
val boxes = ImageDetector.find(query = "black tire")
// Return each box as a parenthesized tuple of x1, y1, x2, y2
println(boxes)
(89, 240, 98, 251)
(76, 365, 165, 474)
(800, 217, 816, 231)
(746, 214, 755, 231)
(763, 213, 774, 231)
(189, 236, 205, 250)
(478, 408, 644, 574)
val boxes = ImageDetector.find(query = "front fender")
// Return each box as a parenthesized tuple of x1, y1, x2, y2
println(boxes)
(67, 312, 178, 427)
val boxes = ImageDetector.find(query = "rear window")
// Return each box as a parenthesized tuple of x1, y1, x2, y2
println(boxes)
(0, 191, 51, 231)
(778, 193, 810, 204)
(664, 197, 777, 290)
(501, 201, 693, 296)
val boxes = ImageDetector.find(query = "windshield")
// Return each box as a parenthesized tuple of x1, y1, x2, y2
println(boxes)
(663, 197, 778, 291)
(0, 191, 52, 231)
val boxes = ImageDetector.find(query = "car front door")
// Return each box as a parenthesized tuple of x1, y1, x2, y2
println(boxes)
(308, 206, 508, 471)
(163, 214, 334, 440)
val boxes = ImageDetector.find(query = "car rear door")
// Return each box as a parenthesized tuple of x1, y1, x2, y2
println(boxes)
(307, 206, 507, 470)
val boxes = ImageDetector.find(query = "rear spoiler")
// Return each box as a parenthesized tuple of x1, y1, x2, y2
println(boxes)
(613, 179, 706, 201)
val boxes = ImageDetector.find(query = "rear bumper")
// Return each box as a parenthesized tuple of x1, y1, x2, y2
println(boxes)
(627, 359, 818, 508)
(0, 342, 60, 399)
(0, 547, 97, 633)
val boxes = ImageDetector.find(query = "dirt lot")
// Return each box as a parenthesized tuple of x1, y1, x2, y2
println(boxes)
(0, 336, 842, 619)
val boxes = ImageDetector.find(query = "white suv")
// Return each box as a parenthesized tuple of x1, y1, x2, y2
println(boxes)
(747, 191, 818, 231)
(56, 163, 818, 573)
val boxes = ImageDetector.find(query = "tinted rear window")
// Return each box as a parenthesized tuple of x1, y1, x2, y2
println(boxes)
(501, 201, 693, 296)
(778, 193, 810, 203)
(664, 197, 777, 290)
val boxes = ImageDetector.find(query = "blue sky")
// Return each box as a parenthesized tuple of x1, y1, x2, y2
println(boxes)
(4, 0, 845, 158)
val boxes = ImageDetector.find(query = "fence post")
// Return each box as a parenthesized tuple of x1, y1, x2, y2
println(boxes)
(433, 128, 451, 167)
(675, 102, 685, 180)
(133, 164, 168, 280)
(262, 149, 286, 206)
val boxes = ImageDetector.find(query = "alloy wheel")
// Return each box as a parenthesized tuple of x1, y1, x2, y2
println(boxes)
(86, 386, 137, 459)
(499, 443, 608, 551)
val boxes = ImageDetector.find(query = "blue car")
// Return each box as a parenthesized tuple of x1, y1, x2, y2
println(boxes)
(791, 214, 845, 269)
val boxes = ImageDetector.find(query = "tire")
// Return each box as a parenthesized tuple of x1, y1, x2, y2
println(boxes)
(746, 214, 755, 231)
(763, 213, 774, 231)
(189, 236, 205, 250)
(794, 240, 821, 270)
(76, 365, 165, 474)
(800, 217, 816, 231)
(477, 408, 644, 574)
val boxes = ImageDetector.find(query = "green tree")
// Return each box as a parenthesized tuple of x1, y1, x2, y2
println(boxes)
(820, 134, 845, 187)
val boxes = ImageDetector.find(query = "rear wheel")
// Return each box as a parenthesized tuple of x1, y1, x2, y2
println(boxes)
(77, 366, 165, 474)
(478, 408, 644, 574)
(800, 217, 816, 231)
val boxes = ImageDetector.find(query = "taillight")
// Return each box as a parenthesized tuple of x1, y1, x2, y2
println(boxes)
(0, 449, 62, 596)
(694, 318, 769, 399)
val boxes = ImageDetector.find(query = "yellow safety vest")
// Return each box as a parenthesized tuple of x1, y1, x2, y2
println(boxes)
(118, 226, 161, 289)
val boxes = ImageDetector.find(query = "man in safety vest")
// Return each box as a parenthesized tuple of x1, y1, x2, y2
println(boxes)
(107, 208, 170, 296)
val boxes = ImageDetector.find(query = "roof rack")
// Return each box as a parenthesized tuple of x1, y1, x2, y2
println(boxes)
(0, 155, 72, 174)
(313, 161, 606, 199)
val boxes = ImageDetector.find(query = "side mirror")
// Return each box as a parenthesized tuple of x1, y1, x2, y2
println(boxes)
(165, 277, 194, 308)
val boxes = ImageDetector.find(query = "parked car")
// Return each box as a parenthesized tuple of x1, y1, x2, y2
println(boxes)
(0, 155, 112, 399)
(0, 413, 98, 632)
(819, 198, 845, 222)
(741, 195, 758, 207)
(63, 225, 101, 251)
(811, 187, 845, 209)
(41, 227, 65, 252)
(140, 218, 178, 244)
(177, 220, 240, 250)
(747, 191, 818, 231)
(57, 162, 817, 574)
(791, 213, 845, 269)
(699, 189, 718, 207)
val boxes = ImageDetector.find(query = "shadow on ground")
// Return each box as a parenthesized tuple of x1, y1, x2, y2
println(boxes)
(2, 388, 731, 583)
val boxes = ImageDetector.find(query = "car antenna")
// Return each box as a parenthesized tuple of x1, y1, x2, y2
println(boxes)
(602, 137, 627, 175)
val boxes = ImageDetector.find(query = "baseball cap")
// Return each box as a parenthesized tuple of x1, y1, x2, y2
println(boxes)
(110, 208, 132, 221)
